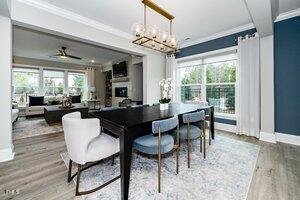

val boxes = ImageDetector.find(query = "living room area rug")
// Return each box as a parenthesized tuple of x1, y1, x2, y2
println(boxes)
(13, 117, 63, 140)
(61, 135, 260, 200)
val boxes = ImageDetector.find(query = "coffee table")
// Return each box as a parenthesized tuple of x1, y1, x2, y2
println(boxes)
(44, 103, 88, 124)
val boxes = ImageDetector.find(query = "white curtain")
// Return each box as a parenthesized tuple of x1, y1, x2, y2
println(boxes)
(236, 34, 260, 138)
(86, 67, 95, 89)
(166, 54, 177, 102)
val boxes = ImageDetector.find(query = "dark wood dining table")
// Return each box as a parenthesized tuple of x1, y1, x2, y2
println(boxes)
(89, 103, 214, 200)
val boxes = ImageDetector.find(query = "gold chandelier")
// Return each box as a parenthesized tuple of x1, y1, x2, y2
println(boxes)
(132, 0, 179, 54)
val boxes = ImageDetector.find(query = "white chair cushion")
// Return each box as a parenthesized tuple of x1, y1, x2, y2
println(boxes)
(86, 133, 119, 162)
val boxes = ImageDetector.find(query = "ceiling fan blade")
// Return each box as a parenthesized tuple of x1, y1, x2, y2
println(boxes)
(67, 55, 82, 60)
(49, 54, 61, 58)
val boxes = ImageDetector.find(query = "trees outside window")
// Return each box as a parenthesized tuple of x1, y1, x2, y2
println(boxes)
(13, 68, 39, 104)
(68, 72, 86, 96)
(177, 54, 237, 115)
(43, 70, 64, 96)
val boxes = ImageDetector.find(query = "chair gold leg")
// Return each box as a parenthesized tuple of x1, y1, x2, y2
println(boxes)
(203, 126, 206, 159)
(187, 121, 191, 168)
(200, 133, 203, 153)
(158, 128, 161, 193)
(176, 124, 179, 174)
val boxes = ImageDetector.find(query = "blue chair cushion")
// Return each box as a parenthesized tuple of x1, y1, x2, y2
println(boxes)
(133, 134, 174, 155)
(179, 125, 201, 140)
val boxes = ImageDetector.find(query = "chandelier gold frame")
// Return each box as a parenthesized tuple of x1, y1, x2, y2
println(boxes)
(132, 0, 179, 54)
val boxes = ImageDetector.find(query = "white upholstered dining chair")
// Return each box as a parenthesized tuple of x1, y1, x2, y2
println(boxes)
(62, 112, 120, 196)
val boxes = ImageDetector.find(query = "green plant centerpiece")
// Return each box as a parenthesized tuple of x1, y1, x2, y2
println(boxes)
(159, 78, 173, 110)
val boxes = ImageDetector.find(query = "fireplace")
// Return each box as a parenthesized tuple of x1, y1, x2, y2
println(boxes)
(115, 87, 128, 97)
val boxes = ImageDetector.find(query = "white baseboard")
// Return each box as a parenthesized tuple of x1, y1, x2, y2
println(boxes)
(0, 147, 15, 163)
(276, 132, 300, 146)
(259, 132, 276, 143)
(215, 122, 236, 133)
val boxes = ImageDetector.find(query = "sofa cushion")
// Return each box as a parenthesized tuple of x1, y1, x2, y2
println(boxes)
(28, 105, 45, 111)
(70, 95, 81, 103)
(29, 96, 45, 106)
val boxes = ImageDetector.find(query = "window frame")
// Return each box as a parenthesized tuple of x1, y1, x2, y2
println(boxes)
(12, 64, 88, 104)
(176, 47, 238, 118)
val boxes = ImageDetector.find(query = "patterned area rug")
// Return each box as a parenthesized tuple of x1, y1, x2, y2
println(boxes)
(13, 117, 63, 140)
(61, 135, 259, 200)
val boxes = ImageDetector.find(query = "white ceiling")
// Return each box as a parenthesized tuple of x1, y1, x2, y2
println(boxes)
(279, 0, 300, 14)
(39, 0, 253, 43)
(13, 27, 129, 66)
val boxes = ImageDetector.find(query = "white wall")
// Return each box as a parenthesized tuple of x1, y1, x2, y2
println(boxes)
(0, 16, 14, 162)
(260, 35, 275, 139)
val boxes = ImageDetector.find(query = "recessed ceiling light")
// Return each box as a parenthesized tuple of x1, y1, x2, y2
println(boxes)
(91, 60, 95, 63)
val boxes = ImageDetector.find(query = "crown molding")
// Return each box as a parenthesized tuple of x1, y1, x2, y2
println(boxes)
(16, 0, 133, 40)
(275, 8, 300, 22)
(179, 23, 255, 48)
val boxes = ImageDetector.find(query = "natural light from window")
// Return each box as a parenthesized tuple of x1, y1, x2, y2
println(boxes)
(177, 52, 237, 116)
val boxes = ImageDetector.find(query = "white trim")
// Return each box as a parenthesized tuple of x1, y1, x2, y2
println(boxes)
(259, 132, 276, 143)
(176, 46, 237, 63)
(0, 147, 15, 163)
(275, 8, 300, 22)
(17, 0, 132, 40)
(215, 122, 236, 133)
(275, 132, 300, 146)
(180, 23, 255, 48)
(13, 63, 87, 73)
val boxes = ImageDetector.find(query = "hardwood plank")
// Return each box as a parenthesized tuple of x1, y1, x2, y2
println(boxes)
(0, 131, 299, 200)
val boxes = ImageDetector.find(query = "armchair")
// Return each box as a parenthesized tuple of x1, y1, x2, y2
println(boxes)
(62, 112, 120, 196)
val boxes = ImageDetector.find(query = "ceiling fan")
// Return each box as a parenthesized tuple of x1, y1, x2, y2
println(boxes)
(50, 46, 82, 60)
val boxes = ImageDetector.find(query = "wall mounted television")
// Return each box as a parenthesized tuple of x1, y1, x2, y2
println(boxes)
(113, 61, 127, 78)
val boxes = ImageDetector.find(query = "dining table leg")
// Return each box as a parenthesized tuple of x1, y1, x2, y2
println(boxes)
(119, 129, 133, 200)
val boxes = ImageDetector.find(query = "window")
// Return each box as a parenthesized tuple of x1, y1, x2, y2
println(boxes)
(13, 68, 39, 104)
(178, 66, 203, 102)
(68, 72, 86, 96)
(12, 66, 88, 105)
(43, 70, 64, 96)
(177, 52, 237, 116)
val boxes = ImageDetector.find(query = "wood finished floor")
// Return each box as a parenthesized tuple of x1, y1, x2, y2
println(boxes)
(0, 131, 299, 200)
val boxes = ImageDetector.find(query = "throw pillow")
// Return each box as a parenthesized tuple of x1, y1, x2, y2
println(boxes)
(29, 96, 45, 106)
(70, 95, 81, 103)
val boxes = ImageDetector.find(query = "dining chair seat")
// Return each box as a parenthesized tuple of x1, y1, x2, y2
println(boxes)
(86, 134, 119, 162)
(133, 134, 174, 155)
(179, 125, 201, 140)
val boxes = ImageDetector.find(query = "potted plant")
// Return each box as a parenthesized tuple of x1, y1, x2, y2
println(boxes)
(159, 78, 172, 110)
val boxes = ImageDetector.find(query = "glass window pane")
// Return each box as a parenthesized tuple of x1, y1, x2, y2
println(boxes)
(206, 60, 236, 84)
(68, 72, 85, 88)
(179, 66, 202, 84)
(43, 70, 64, 96)
(13, 68, 39, 104)
(181, 85, 201, 102)
(206, 84, 235, 114)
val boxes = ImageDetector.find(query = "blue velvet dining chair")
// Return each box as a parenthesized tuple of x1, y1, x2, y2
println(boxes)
(133, 115, 179, 193)
(180, 110, 206, 168)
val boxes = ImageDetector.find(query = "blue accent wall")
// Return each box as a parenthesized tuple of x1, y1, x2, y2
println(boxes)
(176, 28, 256, 125)
(176, 28, 257, 58)
(274, 16, 300, 136)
